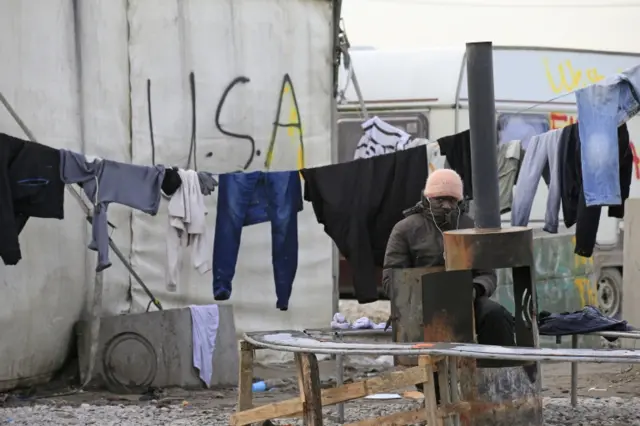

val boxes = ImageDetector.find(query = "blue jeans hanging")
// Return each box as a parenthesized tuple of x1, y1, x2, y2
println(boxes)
(575, 64, 640, 206)
(212, 171, 302, 310)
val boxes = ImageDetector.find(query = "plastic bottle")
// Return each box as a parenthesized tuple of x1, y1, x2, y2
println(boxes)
(252, 381, 267, 392)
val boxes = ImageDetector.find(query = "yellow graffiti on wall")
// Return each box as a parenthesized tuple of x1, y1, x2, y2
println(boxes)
(284, 85, 305, 171)
(571, 236, 596, 307)
(265, 74, 305, 171)
(574, 277, 598, 308)
(572, 236, 593, 270)
(543, 59, 606, 94)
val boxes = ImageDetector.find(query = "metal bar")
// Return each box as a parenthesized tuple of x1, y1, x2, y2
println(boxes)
(243, 333, 640, 362)
(336, 334, 345, 424)
(349, 62, 369, 121)
(108, 236, 162, 310)
(305, 328, 391, 338)
(448, 358, 461, 426)
(330, 0, 341, 324)
(465, 41, 500, 229)
(571, 334, 578, 407)
(338, 20, 369, 120)
(82, 269, 103, 387)
(332, 0, 343, 99)
(453, 51, 468, 133)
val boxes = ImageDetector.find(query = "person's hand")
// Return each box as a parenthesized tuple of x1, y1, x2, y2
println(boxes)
(472, 283, 485, 300)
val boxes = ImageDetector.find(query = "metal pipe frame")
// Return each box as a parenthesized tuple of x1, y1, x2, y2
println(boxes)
(244, 331, 640, 363)
(562, 331, 640, 407)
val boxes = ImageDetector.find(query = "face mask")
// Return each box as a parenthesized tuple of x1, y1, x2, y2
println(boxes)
(426, 197, 461, 228)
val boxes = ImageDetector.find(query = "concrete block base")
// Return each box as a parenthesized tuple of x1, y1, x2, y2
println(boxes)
(76, 305, 238, 393)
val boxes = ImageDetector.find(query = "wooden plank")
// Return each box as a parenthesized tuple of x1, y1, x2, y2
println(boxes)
(448, 357, 462, 426)
(230, 365, 430, 425)
(345, 408, 427, 426)
(230, 399, 301, 426)
(344, 403, 471, 426)
(321, 365, 430, 406)
(437, 358, 453, 426)
(294, 353, 306, 400)
(237, 341, 254, 412)
(297, 353, 323, 426)
(419, 355, 442, 426)
(439, 401, 471, 416)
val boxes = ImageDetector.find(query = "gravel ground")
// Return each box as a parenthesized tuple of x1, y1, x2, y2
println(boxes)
(1, 397, 640, 425)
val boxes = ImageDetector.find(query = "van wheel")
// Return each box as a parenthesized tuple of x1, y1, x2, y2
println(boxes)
(597, 268, 622, 318)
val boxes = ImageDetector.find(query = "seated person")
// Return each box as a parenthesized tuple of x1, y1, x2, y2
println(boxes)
(382, 169, 518, 394)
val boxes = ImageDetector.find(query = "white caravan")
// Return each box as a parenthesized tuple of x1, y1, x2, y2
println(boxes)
(336, 46, 640, 316)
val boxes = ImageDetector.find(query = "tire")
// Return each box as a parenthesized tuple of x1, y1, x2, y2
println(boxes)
(597, 267, 622, 318)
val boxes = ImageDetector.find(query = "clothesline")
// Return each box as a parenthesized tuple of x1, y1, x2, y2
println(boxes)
(2, 63, 638, 304)
(505, 90, 578, 116)
(353, 60, 639, 262)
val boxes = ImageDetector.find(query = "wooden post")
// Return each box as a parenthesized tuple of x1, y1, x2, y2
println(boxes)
(419, 355, 442, 426)
(295, 353, 323, 426)
(237, 341, 254, 413)
(437, 357, 454, 426)
(449, 357, 462, 426)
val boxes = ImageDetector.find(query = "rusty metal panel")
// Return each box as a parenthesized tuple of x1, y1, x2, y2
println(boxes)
(442, 227, 537, 350)
(443, 227, 534, 271)
(389, 266, 444, 366)
(441, 226, 542, 425)
(422, 270, 475, 344)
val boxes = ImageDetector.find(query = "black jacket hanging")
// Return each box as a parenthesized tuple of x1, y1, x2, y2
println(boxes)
(0, 133, 65, 265)
(559, 123, 632, 258)
(301, 145, 428, 304)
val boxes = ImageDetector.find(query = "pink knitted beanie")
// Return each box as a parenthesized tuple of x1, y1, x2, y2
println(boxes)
(423, 169, 464, 201)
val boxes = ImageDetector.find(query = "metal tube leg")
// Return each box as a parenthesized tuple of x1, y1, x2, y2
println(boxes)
(438, 358, 453, 426)
(449, 358, 461, 426)
(336, 334, 345, 424)
(571, 334, 578, 407)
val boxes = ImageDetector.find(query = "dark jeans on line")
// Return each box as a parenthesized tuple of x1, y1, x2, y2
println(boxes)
(416, 296, 516, 398)
(212, 171, 302, 310)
